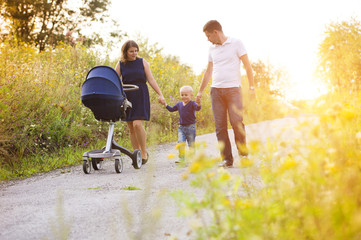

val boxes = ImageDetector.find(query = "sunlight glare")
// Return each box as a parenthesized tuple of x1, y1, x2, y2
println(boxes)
(285, 76, 328, 101)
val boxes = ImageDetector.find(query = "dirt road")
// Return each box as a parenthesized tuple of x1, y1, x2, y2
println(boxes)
(0, 116, 317, 240)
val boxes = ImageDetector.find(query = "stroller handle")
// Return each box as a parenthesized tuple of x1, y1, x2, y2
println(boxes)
(123, 84, 139, 92)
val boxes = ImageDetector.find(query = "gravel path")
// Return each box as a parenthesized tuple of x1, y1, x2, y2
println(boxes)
(0, 116, 317, 240)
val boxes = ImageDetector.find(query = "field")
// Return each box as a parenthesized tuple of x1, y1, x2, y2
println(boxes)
(1, 39, 360, 239)
(0, 40, 291, 180)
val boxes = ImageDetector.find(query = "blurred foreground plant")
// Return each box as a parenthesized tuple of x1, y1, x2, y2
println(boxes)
(171, 91, 361, 239)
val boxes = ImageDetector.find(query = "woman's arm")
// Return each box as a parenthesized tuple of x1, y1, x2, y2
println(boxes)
(143, 59, 165, 105)
(115, 61, 121, 76)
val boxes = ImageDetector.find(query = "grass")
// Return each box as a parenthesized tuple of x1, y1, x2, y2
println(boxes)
(171, 90, 361, 239)
(2, 40, 359, 240)
(121, 186, 142, 190)
(0, 39, 293, 181)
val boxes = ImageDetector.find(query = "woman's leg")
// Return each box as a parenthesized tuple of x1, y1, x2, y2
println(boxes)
(127, 121, 140, 150)
(132, 120, 148, 159)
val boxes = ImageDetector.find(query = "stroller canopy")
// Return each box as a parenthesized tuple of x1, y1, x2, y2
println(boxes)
(81, 66, 126, 122)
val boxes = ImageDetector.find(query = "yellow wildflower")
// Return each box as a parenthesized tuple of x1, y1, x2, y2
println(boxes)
(189, 162, 201, 173)
(219, 172, 231, 181)
(222, 198, 231, 206)
(249, 140, 261, 153)
(325, 162, 338, 175)
(332, 102, 343, 112)
(181, 172, 189, 180)
(340, 108, 355, 120)
(175, 142, 186, 149)
(280, 155, 297, 171)
(356, 131, 361, 143)
(240, 157, 254, 168)
(235, 199, 252, 209)
(207, 171, 216, 179)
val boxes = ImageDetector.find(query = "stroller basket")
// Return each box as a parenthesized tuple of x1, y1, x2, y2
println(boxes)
(81, 65, 126, 122)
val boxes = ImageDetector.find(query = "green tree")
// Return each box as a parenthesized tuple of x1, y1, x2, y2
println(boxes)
(251, 59, 288, 96)
(318, 18, 361, 91)
(0, 0, 110, 51)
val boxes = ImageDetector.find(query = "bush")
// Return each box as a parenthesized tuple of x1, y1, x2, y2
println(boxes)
(0, 42, 110, 178)
(0, 38, 293, 180)
(0, 40, 207, 179)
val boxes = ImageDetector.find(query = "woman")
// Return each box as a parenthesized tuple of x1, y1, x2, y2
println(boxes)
(115, 40, 165, 164)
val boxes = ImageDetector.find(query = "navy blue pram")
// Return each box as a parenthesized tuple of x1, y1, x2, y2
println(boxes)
(81, 66, 142, 174)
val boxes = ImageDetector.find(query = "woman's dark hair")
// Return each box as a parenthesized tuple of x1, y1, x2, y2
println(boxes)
(121, 40, 139, 63)
(203, 20, 223, 33)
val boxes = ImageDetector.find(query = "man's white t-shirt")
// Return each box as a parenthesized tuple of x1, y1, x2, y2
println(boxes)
(208, 37, 247, 88)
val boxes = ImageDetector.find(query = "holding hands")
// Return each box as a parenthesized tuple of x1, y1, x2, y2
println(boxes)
(196, 92, 202, 105)
(158, 95, 166, 105)
(249, 87, 256, 100)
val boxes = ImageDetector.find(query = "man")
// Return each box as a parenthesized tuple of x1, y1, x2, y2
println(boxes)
(196, 20, 255, 168)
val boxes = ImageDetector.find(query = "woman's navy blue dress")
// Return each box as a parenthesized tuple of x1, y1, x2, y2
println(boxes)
(119, 58, 150, 121)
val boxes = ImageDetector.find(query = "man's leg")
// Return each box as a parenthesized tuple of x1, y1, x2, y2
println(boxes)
(226, 87, 248, 156)
(210, 88, 233, 163)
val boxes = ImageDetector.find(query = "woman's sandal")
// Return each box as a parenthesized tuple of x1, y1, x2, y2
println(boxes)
(142, 152, 149, 165)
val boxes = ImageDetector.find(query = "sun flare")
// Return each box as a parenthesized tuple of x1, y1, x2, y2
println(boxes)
(285, 77, 328, 101)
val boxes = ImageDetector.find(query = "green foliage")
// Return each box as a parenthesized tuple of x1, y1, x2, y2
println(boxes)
(0, 0, 111, 51)
(0, 39, 211, 180)
(318, 18, 361, 91)
(251, 59, 289, 96)
(172, 91, 361, 239)
(0, 42, 113, 179)
(121, 186, 142, 190)
(0, 37, 293, 181)
(242, 75, 297, 124)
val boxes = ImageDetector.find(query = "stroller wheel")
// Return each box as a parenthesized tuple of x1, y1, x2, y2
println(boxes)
(92, 158, 103, 170)
(115, 158, 123, 173)
(132, 149, 142, 169)
(83, 159, 91, 174)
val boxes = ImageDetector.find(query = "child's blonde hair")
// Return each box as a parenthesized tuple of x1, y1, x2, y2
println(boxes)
(180, 85, 193, 94)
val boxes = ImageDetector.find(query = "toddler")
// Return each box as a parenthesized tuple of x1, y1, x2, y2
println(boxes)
(164, 86, 201, 163)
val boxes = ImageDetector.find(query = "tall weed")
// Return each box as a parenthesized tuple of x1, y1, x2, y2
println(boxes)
(172, 91, 361, 239)
(0, 38, 295, 180)
(0, 42, 108, 178)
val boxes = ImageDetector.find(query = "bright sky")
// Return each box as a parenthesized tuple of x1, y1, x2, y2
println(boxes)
(108, 0, 361, 100)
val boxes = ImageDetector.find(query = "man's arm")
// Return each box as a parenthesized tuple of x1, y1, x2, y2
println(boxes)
(240, 54, 256, 95)
(196, 62, 213, 104)
(240, 54, 255, 88)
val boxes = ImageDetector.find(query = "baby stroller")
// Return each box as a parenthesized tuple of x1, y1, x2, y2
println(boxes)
(81, 65, 142, 174)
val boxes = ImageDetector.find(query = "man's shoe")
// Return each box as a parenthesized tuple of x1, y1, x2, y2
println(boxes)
(239, 151, 249, 157)
(238, 144, 249, 157)
(218, 160, 233, 168)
